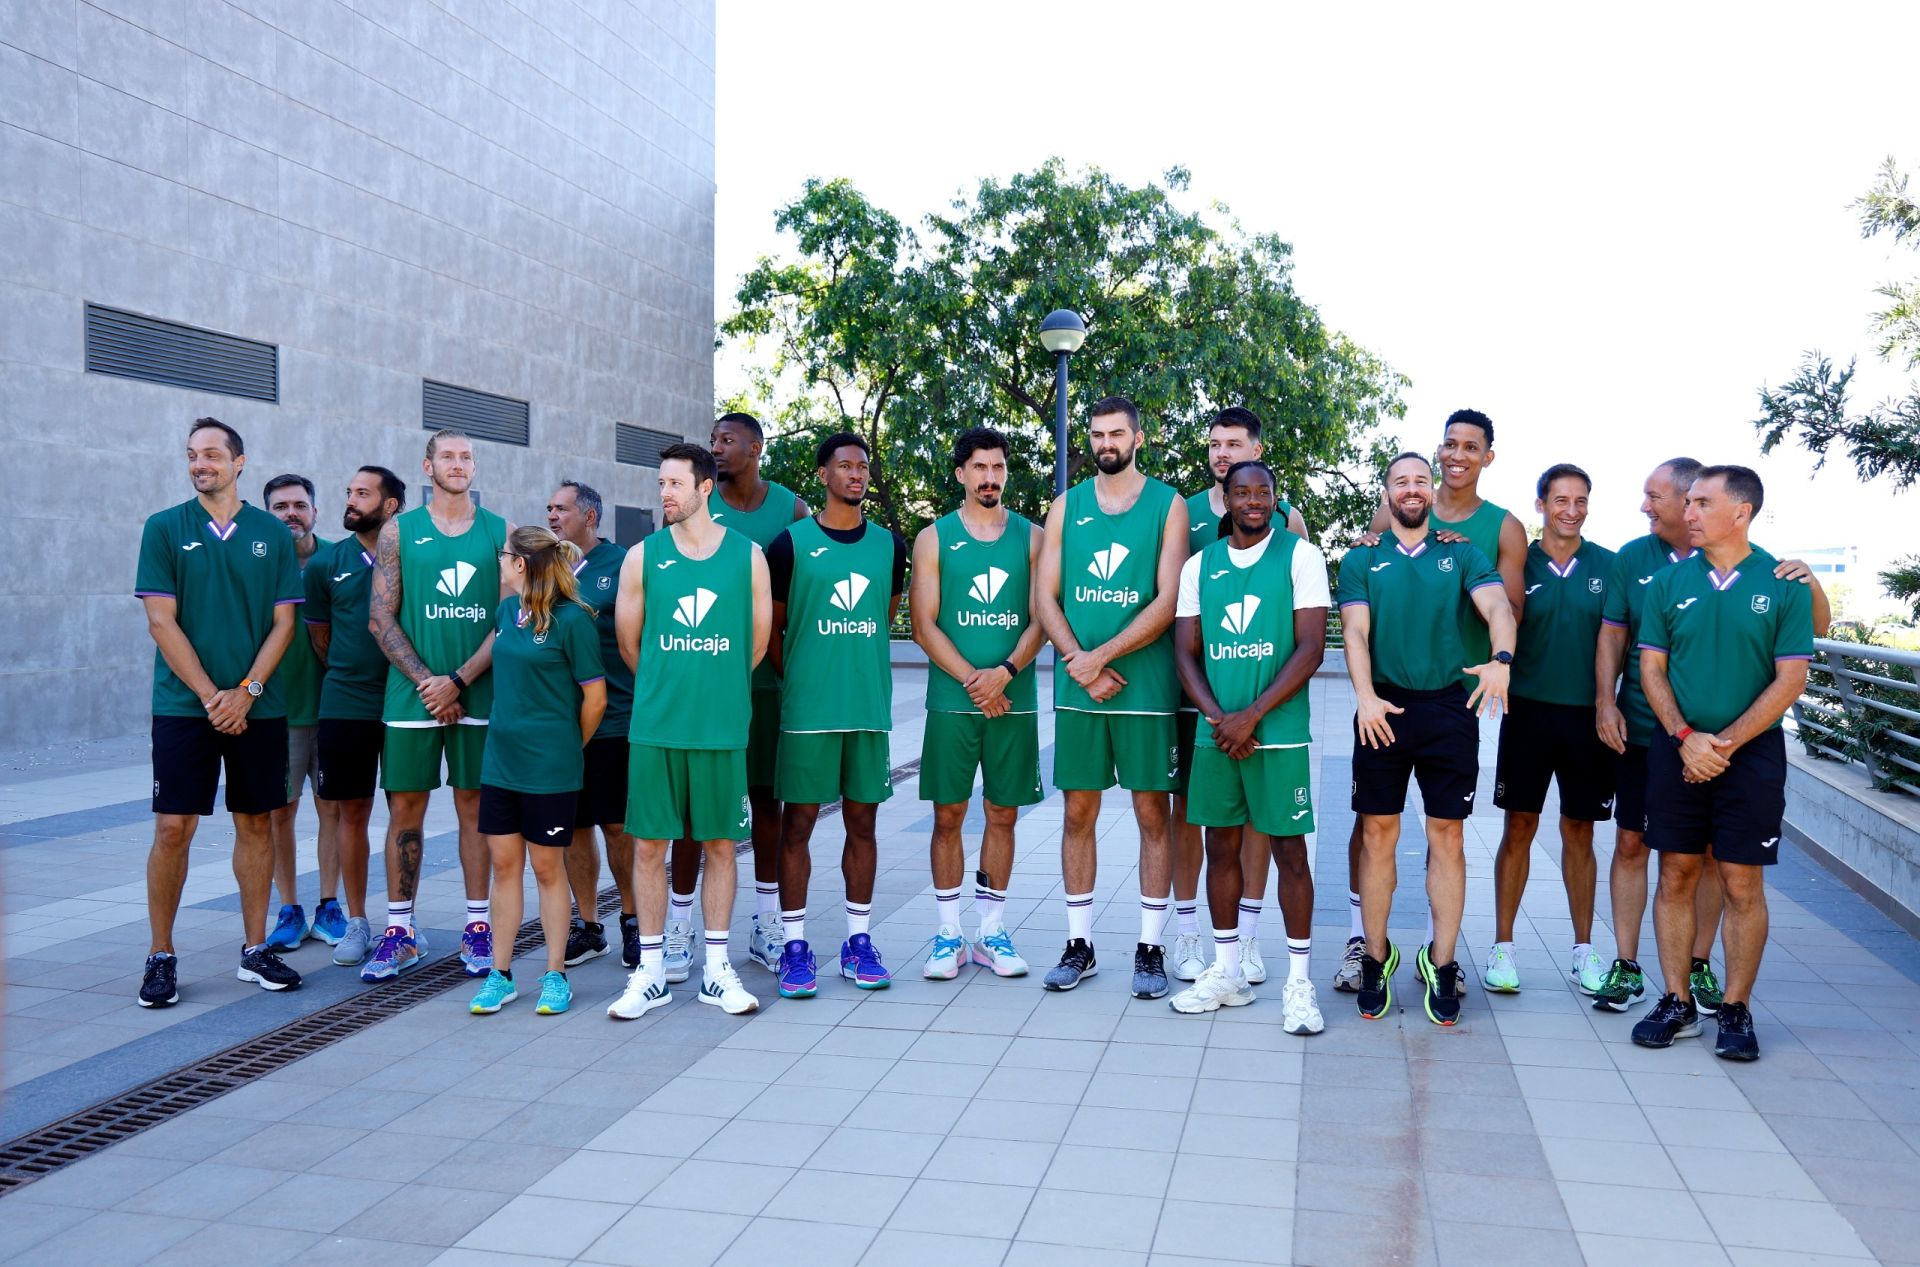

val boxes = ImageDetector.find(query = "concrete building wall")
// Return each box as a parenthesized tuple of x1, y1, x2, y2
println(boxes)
(0, 0, 716, 746)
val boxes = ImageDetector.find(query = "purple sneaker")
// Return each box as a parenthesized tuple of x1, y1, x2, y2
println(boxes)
(460, 921, 492, 977)
(360, 926, 426, 982)
(839, 934, 892, 990)
(778, 940, 818, 998)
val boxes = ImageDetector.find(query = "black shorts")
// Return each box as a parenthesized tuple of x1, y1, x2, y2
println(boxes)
(1493, 697, 1619, 821)
(1615, 743, 1650, 835)
(1351, 684, 1480, 821)
(479, 784, 578, 845)
(1174, 709, 1198, 798)
(316, 718, 384, 802)
(574, 736, 630, 829)
(152, 714, 289, 817)
(1646, 728, 1787, 867)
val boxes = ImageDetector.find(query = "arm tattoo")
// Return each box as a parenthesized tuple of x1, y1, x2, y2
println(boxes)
(395, 828, 423, 900)
(370, 518, 431, 683)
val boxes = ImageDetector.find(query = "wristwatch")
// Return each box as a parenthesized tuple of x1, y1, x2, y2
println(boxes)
(240, 678, 264, 698)
(1492, 651, 1514, 666)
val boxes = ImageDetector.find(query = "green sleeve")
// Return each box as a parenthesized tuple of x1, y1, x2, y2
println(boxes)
(1457, 543, 1500, 596)
(1639, 575, 1672, 653)
(304, 550, 332, 624)
(274, 533, 303, 606)
(1335, 547, 1370, 607)
(567, 607, 607, 684)
(134, 515, 175, 597)
(1601, 549, 1632, 624)
(1773, 581, 1815, 661)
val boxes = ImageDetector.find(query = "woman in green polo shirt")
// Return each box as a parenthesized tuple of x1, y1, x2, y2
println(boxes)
(469, 526, 606, 1018)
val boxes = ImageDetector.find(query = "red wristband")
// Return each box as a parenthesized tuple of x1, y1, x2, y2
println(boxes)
(1675, 726, 1694, 742)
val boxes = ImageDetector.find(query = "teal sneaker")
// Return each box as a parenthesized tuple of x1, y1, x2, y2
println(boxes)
(535, 970, 572, 1015)
(469, 969, 517, 1014)
(1571, 947, 1609, 996)
(1689, 959, 1723, 1016)
(1482, 944, 1521, 993)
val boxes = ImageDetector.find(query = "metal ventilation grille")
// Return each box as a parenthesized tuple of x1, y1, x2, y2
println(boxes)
(615, 423, 684, 466)
(83, 304, 279, 402)
(423, 379, 529, 447)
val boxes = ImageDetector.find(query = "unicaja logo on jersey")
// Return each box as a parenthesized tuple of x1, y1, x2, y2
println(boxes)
(437, 562, 476, 597)
(960, 567, 1020, 629)
(1220, 596, 1261, 635)
(819, 573, 878, 636)
(970, 567, 1008, 603)
(1075, 543, 1141, 606)
(831, 574, 870, 612)
(1088, 544, 1130, 580)
(673, 588, 717, 628)
(660, 587, 730, 653)
(425, 560, 486, 621)
(1211, 595, 1274, 661)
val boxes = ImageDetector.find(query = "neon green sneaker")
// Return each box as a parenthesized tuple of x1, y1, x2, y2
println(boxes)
(469, 969, 516, 1014)
(1591, 958, 1646, 1013)
(535, 970, 572, 1015)
(1689, 959, 1723, 1016)
(1482, 944, 1521, 993)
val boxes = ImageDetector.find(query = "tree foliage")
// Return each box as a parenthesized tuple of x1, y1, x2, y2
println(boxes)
(720, 162, 1407, 545)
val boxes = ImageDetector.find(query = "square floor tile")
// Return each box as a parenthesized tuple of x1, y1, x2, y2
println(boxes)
(1019, 1188, 1163, 1253)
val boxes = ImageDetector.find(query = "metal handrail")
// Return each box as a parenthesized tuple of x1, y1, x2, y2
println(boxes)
(1793, 638, 1920, 797)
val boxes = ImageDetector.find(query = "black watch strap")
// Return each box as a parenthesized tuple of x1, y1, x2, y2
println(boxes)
(999, 659, 1017, 676)
(449, 670, 467, 690)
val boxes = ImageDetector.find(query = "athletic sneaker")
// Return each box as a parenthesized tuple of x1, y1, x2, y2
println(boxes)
(459, 922, 492, 977)
(1043, 939, 1097, 991)
(1689, 959, 1724, 1016)
(1590, 958, 1647, 1012)
(1714, 1000, 1759, 1061)
(564, 918, 609, 968)
(840, 934, 892, 989)
(663, 918, 694, 984)
(1333, 936, 1366, 993)
(138, 952, 178, 1008)
(607, 967, 671, 1019)
(778, 940, 818, 998)
(619, 913, 641, 970)
(749, 912, 783, 972)
(699, 962, 760, 1015)
(1168, 962, 1255, 1014)
(1357, 940, 1398, 1020)
(361, 927, 426, 982)
(333, 917, 372, 967)
(1631, 993, 1702, 1047)
(237, 944, 302, 992)
(969, 928, 1029, 977)
(1282, 978, 1326, 1035)
(1482, 944, 1521, 993)
(1241, 940, 1267, 985)
(470, 969, 517, 1014)
(266, 904, 308, 952)
(311, 899, 347, 946)
(1570, 947, 1608, 996)
(1131, 942, 1169, 1000)
(1416, 943, 1461, 1026)
(1170, 932, 1207, 982)
(923, 927, 965, 980)
(535, 970, 571, 1015)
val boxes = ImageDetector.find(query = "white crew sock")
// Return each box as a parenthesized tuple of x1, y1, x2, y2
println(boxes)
(639, 937, 664, 981)
(782, 909, 806, 946)
(1287, 937, 1312, 983)
(1139, 895, 1170, 947)
(933, 885, 963, 933)
(1175, 900, 1200, 938)
(387, 900, 414, 935)
(974, 880, 1008, 937)
(1212, 927, 1240, 971)
(845, 900, 872, 938)
(1495, 939, 1516, 956)
(755, 882, 781, 917)
(1065, 892, 1094, 943)
(1238, 899, 1262, 943)
(669, 890, 695, 924)
(1572, 941, 1592, 963)
(1347, 891, 1364, 939)
(465, 899, 488, 926)
(704, 931, 730, 972)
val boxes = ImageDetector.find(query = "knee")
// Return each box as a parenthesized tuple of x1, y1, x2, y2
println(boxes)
(151, 817, 194, 854)
(1501, 812, 1540, 843)
(1063, 796, 1099, 835)
(1271, 840, 1309, 875)
(983, 804, 1017, 832)
(1614, 831, 1649, 863)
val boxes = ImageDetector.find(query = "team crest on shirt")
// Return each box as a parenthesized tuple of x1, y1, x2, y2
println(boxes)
(1751, 594, 1770, 614)
(1589, 577, 1603, 593)
(252, 540, 267, 557)
(1294, 787, 1309, 806)
(1438, 556, 1454, 572)
(598, 576, 612, 590)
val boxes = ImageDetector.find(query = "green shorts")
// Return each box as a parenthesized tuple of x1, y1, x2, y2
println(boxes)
(918, 711, 1044, 807)
(381, 723, 487, 792)
(1186, 743, 1316, 836)
(1174, 709, 1199, 798)
(777, 730, 893, 806)
(1052, 710, 1179, 793)
(625, 745, 751, 842)
(747, 688, 782, 791)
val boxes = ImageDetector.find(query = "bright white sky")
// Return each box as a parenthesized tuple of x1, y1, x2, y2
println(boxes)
(715, 2, 1913, 593)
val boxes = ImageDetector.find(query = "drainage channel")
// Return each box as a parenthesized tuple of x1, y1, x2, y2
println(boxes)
(0, 756, 922, 1195)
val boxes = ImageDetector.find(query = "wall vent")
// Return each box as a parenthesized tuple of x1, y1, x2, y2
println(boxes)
(84, 304, 278, 402)
(422, 379, 529, 447)
(615, 423, 683, 467)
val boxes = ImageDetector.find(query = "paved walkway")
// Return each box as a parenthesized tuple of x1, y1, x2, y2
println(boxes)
(2, 673, 1918, 1265)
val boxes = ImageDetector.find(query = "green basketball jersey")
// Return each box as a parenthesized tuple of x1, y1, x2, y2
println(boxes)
(1058, 477, 1179, 714)
(1433, 498, 1509, 689)
(278, 538, 330, 727)
(1185, 487, 1292, 557)
(572, 539, 632, 741)
(135, 499, 304, 719)
(1335, 533, 1502, 692)
(630, 529, 755, 749)
(711, 480, 798, 692)
(480, 597, 605, 793)
(1638, 546, 1813, 734)
(1602, 533, 1698, 745)
(306, 536, 385, 721)
(780, 517, 895, 733)
(1510, 539, 1617, 708)
(382, 504, 507, 724)
(1196, 533, 1309, 746)
(929, 509, 1037, 714)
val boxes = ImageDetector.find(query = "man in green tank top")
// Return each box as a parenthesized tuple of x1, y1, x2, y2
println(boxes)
(766, 432, 909, 999)
(910, 427, 1047, 982)
(605, 444, 772, 1021)
(1033, 396, 1190, 1000)
(711, 411, 811, 972)
(367, 428, 513, 982)
(1170, 462, 1330, 1035)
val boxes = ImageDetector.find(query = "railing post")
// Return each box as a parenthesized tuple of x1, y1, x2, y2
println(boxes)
(1825, 645, 1883, 783)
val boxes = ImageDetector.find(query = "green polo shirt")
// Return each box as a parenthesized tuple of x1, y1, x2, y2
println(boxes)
(1511, 538, 1617, 708)
(1601, 533, 1698, 745)
(305, 535, 386, 721)
(278, 538, 331, 727)
(1336, 532, 1502, 692)
(1637, 546, 1814, 735)
(571, 539, 633, 741)
(480, 597, 607, 794)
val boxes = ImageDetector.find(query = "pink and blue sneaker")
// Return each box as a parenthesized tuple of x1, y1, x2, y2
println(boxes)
(840, 934, 892, 990)
(459, 921, 492, 977)
(778, 940, 817, 998)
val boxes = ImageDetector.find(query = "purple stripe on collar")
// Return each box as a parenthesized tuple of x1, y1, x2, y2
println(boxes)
(1394, 540, 1428, 559)
(1708, 568, 1741, 592)
(360, 550, 375, 567)
(1668, 548, 1697, 564)
(204, 518, 238, 541)
(1547, 556, 1579, 579)
(571, 557, 588, 576)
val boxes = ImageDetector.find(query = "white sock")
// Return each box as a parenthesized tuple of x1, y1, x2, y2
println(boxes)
(1175, 900, 1200, 938)
(1238, 900, 1262, 942)
(782, 909, 805, 945)
(755, 882, 780, 917)
(465, 899, 489, 926)
(1495, 939, 1516, 955)
(1347, 891, 1363, 939)
(1287, 937, 1311, 984)
(1066, 892, 1094, 943)
(1572, 941, 1592, 962)
(845, 900, 872, 939)
(387, 900, 414, 935)
(1139, 895, 1170, 947)
(639, 937, 664, 981)
(974, 881, 1007, 937)
(669, 890, 695, 924)
(705, 931, 729, 972)
(1212, 927, 1239, 971)
(933, 885, 963, 933)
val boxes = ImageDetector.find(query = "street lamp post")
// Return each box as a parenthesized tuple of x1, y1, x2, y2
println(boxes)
(1038, 309, 1087, 497)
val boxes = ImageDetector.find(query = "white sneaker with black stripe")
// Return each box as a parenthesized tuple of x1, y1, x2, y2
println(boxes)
(698, 962, 759, 1015)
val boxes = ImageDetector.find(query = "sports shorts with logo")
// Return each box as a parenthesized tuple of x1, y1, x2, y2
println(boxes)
(1174, 709, 1199, 798)
(777, 730, 892, 806)
(1350, 683, 1479, 821)
(382, 722, 486, 792)
(574, 735, 629, 829)
(1614, 742, 1651, 834)
(1051, 710, 1179, 793)
(316, 718, 383, 801)
(918, 711, 1043, 807)
(1645, 728, 1786, 866)
(478, 784, 576, 844)
(152, 715, 289, 817)
(1186, 742, 1316, 836)
(1493, 696, 1619, 821)
(746, 688, 782, 790)
(628, 745, 752, 841)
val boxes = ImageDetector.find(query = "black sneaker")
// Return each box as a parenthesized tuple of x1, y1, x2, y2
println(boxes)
(1714, 1000, 1760, 1061)
(1417, 943, 1461, 1026)
(1130, 942, 1169, 999)
(564, 918, 609, 967)
(1042, 939, 1097, 991)
(237, 944, 302, 992)
(138, 952, 179, 1008)
(619, 913, 641, 969)
(1357, 939, 1399, 1019)
(1630, 992, 1700, 1048)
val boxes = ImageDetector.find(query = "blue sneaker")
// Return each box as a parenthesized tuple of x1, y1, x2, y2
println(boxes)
(840, 934, 892, 989)
(469, 969, 517, 1014)
(778, 940, 818, 998)
(460, 922, 492, 977)
(361, 926, 426, 982)
(310, 899, 347, 947)
(266, 904, 307, 952)
(535, 970, 572, 1015)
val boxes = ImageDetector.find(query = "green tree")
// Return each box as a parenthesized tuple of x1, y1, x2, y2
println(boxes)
(721, 162, 1407, 544)
(1756, 156, 1920, 613)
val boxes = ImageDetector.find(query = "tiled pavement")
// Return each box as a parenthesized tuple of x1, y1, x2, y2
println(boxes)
(2, 672, 1919, 1265)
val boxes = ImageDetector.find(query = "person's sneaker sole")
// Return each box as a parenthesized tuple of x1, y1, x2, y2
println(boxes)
(1043, 965, 1096, 992)
(236, 967, 299, 992)
(136, 994, 178, 1008)
(698, 989, 759, 1015)
(607, 990, 671, 1021)
(471, 990, 518, 1015)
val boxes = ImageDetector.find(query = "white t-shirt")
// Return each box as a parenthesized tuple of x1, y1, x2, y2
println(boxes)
(1176, 533, 1332, 618)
